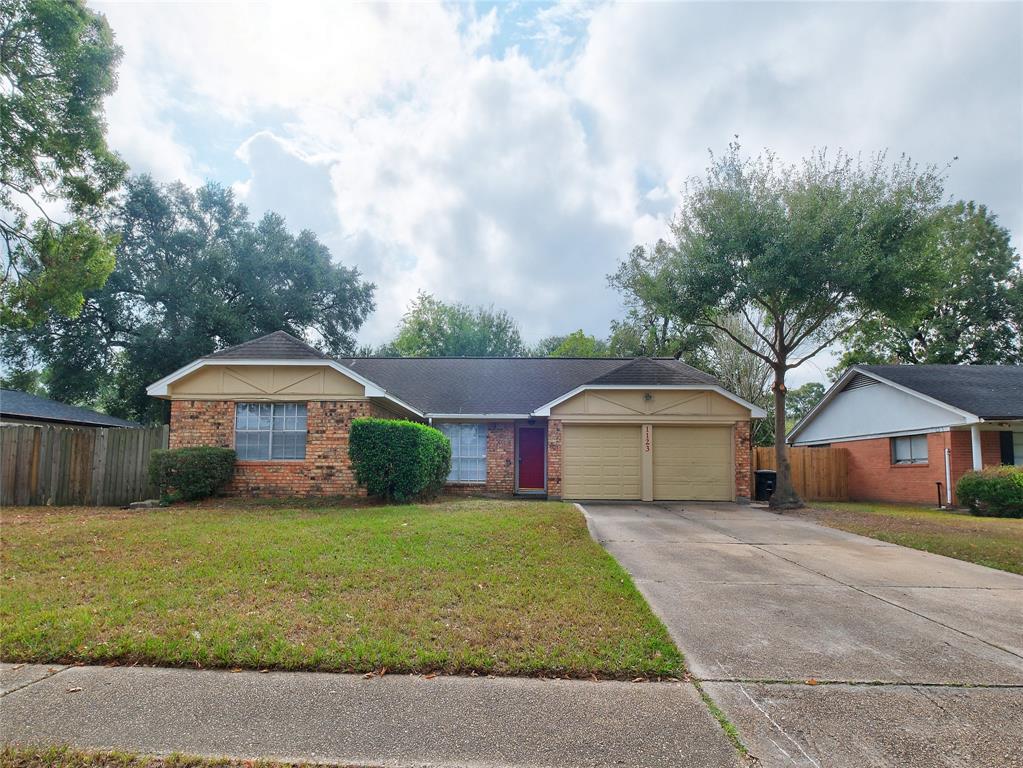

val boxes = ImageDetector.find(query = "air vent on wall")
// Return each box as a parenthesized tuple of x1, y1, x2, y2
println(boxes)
(844, 373, 878, 391)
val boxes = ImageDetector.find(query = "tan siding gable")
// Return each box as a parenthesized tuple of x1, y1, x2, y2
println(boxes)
(551, 389, 748, 421)
(168, 365, 365, 400)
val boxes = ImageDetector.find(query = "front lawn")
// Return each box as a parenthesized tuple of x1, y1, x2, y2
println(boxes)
(798, 502, 1023, 575)
(0, 499, 682, 678)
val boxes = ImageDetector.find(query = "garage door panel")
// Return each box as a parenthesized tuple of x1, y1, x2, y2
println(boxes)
(653, 426, 732, 501)
(563, 425, 641, 499)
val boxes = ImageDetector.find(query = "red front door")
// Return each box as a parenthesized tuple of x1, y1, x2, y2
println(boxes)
(518, 427, 546, 491)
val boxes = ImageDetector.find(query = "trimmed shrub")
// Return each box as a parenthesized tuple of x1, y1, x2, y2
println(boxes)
(956, 466, 1023, 518)
(149, 447, 236, 502)
(348, 418, 451, 503)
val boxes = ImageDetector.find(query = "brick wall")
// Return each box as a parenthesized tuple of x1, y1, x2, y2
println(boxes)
(546, 419, 563, 499)
(169, 399, 378, 497)
(169, 400, 233, 449)
(734, 421, 752, 501)
(486, 423, 515, 494)
(843, 429, 1005, 505)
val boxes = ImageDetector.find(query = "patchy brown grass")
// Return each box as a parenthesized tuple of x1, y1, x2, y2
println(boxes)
(0, 498, 682, 678)
(0, 745, 331, 768)
(797, 502, 1023, 575)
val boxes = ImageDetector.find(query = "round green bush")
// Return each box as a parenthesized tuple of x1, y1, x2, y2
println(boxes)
(955, 466, 1023, 518)
(348, 418, 451, 503)
(149, 446, 236, 502)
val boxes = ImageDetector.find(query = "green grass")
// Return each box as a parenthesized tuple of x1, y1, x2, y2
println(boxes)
(798, 502, 1023, 575)
(0, 745, 324, 768)
(0, 499, 682, 678)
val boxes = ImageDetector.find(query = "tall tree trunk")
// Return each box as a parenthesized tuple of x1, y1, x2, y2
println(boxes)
(769, 366, 803, 510)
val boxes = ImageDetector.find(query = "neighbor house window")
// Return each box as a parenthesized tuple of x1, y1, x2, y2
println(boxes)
(438, 423, 487, 483)
(891, 434, 928, 465)
(235, 403, 307, 460)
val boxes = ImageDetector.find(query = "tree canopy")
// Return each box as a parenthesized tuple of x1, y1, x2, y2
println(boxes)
(837, 201, 1022, 369)
(381, 292, 524, 357)
(1, 0, 127, 328)
(612, 143, 946, 508)
(3, 176, 375, 422)
(533, 329, 609, 358)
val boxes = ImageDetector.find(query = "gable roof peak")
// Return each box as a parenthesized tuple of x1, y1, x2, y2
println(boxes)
(204, 330, 329, 361)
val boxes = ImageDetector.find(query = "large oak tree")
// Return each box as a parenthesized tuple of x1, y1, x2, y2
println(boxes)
(1, 0, 126, 328)
(612, 143, 945, 508)
(4, 176, 375, 422)
(837, 201, 1021, 368)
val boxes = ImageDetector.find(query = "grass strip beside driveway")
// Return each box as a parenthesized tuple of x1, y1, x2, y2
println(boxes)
(0, 746, 326, 768)
(798, 502, 1023, 575)
(0, 499, 682, 679)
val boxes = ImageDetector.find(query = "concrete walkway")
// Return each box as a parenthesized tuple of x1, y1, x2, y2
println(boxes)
(0, 662, 740, 768)
(582, 502, 1023, 768)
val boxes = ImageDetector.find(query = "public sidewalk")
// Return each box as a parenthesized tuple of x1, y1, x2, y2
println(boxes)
(0, 663, 740, 768)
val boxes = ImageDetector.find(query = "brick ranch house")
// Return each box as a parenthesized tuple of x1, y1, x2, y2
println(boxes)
(147, 331, 766, 501)
(788, 364, 1023, 506)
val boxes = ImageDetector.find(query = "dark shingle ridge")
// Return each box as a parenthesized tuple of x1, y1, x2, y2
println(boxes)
(0, 389, 142, 428)
(587, 357, 719, 387)
(205, 330, 328, 360)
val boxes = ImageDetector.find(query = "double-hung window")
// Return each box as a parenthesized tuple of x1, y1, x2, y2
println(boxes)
(891, 434, 928, 465)
(438, 423, 487, 483)
(235, 403, 307, 460)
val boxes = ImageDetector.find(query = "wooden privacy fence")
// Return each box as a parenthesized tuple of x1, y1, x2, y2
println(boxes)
(0, 424, 168, 507)
(754, 446, 848, 501)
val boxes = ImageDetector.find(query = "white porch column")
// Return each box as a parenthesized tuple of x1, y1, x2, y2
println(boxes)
(970, 424, 983, 471)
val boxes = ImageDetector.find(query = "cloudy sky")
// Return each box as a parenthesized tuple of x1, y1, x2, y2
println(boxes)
(92, 1, 1022, 384)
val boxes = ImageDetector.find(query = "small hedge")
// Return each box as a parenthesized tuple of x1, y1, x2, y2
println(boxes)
(956, 466, 1023, 518)
(149, 447, 236, 502)
(348, 418, 451, 503)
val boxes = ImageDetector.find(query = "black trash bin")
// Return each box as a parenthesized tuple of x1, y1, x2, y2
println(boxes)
(754, 469, 777, 501)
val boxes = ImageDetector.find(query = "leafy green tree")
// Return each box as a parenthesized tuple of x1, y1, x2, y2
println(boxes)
(1, 0, 127, 328)
(612, 143, 945, 508)
(607, 255, 715, 364)
(785, 382, 826, 431)
(384, 292, 524, 357)
(529, 334, 568, 357)
(836, 201, 1022, 368)
(3, 176, 375, 422)
(542, 329, 609, 357)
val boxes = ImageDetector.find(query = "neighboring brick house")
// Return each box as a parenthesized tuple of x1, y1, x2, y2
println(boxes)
(148, 331, 765, 501)
(788, 365, 1023, 506)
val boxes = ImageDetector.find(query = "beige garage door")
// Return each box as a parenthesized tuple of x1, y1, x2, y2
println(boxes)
(562, 425, 641, 499)
(653, 426, 733, 501)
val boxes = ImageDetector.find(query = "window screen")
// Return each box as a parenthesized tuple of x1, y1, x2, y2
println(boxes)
(891, 434, 928, 465)
(438, 423, 487, 483)
(235, 403, 307, 460)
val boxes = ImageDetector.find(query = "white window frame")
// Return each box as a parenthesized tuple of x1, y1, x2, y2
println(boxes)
(891, 434, 928, 465)
(235, 402, 308, 461)
(438, 423, 487, 484)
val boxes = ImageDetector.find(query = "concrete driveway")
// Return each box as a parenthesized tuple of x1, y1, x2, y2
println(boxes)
(582, 502, 1023, 768)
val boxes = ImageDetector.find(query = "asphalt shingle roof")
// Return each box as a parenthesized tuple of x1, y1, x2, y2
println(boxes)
(196, 332, 726, 414)
(341, 356, 717, 414)
(0, 390, 141, 428)
(205, 331, 329, 360)
(858, 364, 1023, 420)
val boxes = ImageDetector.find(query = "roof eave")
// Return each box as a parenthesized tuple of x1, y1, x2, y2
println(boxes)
(787, 365, 982, 444)
(531, 384, 767, 418)
(146, 358, 425, 418)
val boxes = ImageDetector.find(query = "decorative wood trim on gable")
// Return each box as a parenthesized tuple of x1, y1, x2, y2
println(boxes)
(167, 364, 367, 400)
